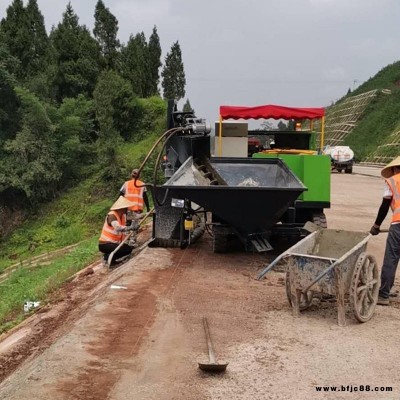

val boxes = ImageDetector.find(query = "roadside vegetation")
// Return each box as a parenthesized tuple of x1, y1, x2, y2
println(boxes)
(0, 130, 163, 333)
(0, 0, 190, 332)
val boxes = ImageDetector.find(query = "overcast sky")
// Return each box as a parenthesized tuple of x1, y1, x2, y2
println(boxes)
(1, 0, 400, 125)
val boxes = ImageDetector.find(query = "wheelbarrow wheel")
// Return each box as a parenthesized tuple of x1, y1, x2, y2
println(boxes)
(285, 271, 314, 311)
(350, 252, 379, 323)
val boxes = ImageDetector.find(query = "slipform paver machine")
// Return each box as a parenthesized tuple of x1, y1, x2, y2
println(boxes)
(149, 101, 331, 253)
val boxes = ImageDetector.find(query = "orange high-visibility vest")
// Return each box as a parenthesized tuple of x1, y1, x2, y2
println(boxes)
(99, 211, 127, 243)
(124, 179, 145, 211)
(386, 174, 400, 223)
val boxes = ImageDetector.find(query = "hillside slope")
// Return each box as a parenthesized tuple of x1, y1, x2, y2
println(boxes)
(0, 128, 164, 333)
(324, 60, 400, 163)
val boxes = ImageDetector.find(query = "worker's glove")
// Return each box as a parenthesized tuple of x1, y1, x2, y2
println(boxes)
(369, 225, 380, 236)
(134, 212, 144, 220)
(127, 221, 139, 232)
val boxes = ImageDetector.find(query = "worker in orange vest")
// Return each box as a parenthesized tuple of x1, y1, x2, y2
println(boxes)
(98, 196, 138, 266)
(119, 169, 150, 222)
(370, 156, 400, 305)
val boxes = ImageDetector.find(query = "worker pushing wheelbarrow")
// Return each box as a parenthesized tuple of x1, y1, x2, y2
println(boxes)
(258, 228, 379, 326)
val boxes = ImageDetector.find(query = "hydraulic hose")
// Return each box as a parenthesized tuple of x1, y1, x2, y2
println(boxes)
(135, 127, 183, 186)
(131, 127, 183, 207)
(190, 214, 206, 243)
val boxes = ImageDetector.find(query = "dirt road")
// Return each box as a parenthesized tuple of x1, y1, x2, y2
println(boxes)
(1, 168, 400, 400)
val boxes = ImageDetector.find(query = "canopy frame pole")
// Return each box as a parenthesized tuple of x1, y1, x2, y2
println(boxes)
(319, 116, 325, 153)
(218, 114, 223, 157)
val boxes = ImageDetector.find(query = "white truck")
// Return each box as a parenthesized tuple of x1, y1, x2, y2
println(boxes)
(323, 145, 354, 174)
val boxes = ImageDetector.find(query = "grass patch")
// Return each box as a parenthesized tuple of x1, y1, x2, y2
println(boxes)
(0, 237, 99, 334)
(0, 177, 111, 273)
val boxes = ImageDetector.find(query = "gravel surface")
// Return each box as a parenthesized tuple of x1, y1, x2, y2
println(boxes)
(1, 167, 399, 400)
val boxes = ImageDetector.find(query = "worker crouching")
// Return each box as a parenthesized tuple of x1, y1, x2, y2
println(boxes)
(99, 196, 138, 267)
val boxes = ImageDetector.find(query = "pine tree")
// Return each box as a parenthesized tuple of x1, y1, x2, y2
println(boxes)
(182, 99, 194, 114)
(25, 0, 51, 78)
(277, 121, 288, 131)
(120, 33, 148, 97)
(147, 26, 161, 96)
(93, 70, 135, 181)
(161, 41, 185, 101)
(0, 0, 30, 80)
(50, 3, 101, 101)
(93, 0, 120, 69)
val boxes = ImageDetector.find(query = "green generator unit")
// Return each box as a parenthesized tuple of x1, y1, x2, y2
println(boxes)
(253, 150, 331, 228)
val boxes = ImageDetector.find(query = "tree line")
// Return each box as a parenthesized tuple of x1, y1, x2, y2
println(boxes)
(0, 0, 187, 209)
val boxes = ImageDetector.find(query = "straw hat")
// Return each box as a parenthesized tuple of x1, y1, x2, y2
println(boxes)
(381, 156, 400, 178)
(110, 196, 135, 211)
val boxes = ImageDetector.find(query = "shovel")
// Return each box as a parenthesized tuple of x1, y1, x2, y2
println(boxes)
(198, 317, 228, 373)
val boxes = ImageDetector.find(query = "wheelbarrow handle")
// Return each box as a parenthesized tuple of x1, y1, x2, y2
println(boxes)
(257, 231, 321, 280)
(257, 253, 290, 280)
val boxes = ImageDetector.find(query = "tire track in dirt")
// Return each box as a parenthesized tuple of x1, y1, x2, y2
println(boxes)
(54, 247, 198, 400)
(0, 230, 153, 383)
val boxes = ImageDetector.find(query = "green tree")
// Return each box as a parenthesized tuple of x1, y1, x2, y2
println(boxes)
(161, 41, 186, 101)
(0, 0, 50, 82)
(0, 0, 29, 80)
(260, 120, 273, 130)
(50, 3, 101, 102)
(120, 33, 148, 97)
(52, 95, 96, 180)
(147, 26, 161, 96)
(93, 0, 120, 69)
(182, 98, 194, 114)
(0, 64, 20, 141)
(0, 87, 60, 204)
(277, 121, 288, 131)
(0, 37, 21, 141)
(93, 70, 136, 181)
(25, 0, 51, 78)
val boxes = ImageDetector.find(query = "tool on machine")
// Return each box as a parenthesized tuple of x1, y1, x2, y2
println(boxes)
(198, 317, 228, 373)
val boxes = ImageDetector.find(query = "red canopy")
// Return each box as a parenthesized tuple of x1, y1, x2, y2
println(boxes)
(219, 104, 325, 120)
